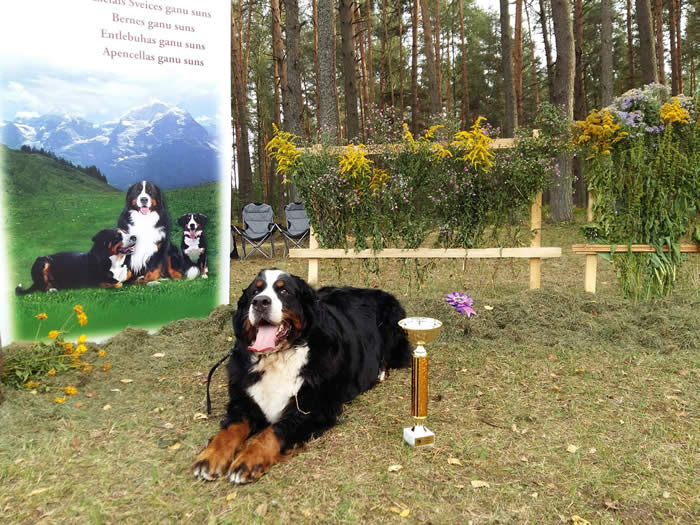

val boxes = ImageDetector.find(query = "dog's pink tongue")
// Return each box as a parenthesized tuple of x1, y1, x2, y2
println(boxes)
(249, 325, 277, 352)
(187, 230, 197, 238)
(140, 206, 149, 215)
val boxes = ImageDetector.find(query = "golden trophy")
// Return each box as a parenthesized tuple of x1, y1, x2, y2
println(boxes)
(398, 317, 442, 448)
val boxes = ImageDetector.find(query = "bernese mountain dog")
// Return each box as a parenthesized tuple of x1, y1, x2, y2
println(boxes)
(15, 228, 136, 294)
(118, 180, 182, 282)
(177, 213, 208, 280)
(193, 269, 412, 484)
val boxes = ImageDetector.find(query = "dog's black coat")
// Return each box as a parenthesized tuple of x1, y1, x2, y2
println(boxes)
(223, 270, 412, 450)
(117, 180, 181, 281)
(177, 213, 208, 279)
(15, 228, 135, 295)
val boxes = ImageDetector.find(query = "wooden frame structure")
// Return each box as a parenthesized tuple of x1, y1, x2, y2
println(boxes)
(572, 243, 700, 293)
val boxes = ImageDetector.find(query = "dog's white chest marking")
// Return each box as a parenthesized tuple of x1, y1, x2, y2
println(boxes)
(183, 236, 202, 263)
(127, 210, 164, 272)
(109, 254, 129, 282)
(247, 345, 309, 424)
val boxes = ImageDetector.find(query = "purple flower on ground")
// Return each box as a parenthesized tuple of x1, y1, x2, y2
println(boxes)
(445, 292, 477, 318)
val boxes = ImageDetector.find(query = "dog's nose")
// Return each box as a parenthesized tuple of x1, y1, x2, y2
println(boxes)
(140, 197, 148, 205)
(252, 295, 271, 312)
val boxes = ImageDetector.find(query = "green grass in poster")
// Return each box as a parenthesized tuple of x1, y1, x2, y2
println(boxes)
(1, 145, 224, 340)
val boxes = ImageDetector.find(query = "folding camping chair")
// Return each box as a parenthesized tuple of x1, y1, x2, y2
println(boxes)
(230, 202, 277, 259)
(279, 202, 311, 256)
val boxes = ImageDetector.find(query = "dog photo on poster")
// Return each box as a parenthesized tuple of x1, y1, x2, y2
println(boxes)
(0, 0, 232, 343)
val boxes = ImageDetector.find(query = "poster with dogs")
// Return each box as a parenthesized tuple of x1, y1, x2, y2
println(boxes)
(0, 0, 231, 343)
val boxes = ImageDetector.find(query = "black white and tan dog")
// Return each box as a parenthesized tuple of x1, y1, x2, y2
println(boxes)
(117, 180, 182, 282)
(177, 213, 208, 279)
(193, 269, 412, 484)
(15, 228, 136, 295)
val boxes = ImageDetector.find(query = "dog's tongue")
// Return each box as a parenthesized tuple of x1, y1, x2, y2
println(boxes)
(187, 230, 198, 239)
(140, 206, 149, 215)
(249, 324, 277, 352)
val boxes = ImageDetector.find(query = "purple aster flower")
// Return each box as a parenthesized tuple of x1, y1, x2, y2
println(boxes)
(445, 292, 477, 318)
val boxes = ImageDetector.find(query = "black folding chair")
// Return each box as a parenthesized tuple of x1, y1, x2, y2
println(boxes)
(231, 203, 277, 259)
(279, 202, 311, 256)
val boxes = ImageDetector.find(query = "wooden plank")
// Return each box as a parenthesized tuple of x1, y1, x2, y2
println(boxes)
(529, 192, 543, 290)
(308, 225, 319, 285)
(290, 247, 562, 259)
(584, 254, 598, 294)
(572, 244, 699, 254)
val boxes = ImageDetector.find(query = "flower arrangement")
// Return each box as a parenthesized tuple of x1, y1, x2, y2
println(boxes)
(0, 306, 112, 398)
(573, 84, 699, 299)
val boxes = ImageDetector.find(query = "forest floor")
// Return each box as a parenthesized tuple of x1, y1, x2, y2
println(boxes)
(1, 213, 698, 523)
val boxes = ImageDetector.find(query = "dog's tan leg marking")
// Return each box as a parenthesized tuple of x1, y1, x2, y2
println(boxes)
(167, 258, 183, 280)
(228, 426, 283, 484)
(142, 268, 162, 282)
(193, 421, 251, 481)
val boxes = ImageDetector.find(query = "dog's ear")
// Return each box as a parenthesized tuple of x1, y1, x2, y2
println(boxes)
(197, 214, 208, 226)
(177, 214, 189, 227)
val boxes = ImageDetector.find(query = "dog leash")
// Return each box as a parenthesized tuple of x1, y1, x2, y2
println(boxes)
(205, 349, 234, 415)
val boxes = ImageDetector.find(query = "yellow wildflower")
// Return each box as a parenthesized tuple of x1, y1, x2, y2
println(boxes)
(82, 364, 94, 373)
(431, 143, 453, 161)
(77, 313, 88, 327)
(75, 344, 88, 355)
(35, 313, 48, 320)
(73, 305, 84, 314)
(265, 123, 301, 181)
(369, 168, 390, 195)
(103, 363, 112, 372)
(64, 342, 74, 354)
(48, 330, 60, 340)
(54, 397, 66, 404)
(98, 349, 107, 358)
(65, 386, 78, 396)
(25, 380, 40, 388)
(47, 368, 56, 377)
(572, 109, 627, 159)
(424, 124, 443, 140)
(451, 116, 494, 171)
(402, 123, 417, 152)
(78, 334, 87, 344)
(660, 97, 690, 124)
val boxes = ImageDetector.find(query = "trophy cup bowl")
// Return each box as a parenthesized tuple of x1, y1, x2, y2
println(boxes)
(398, 317, 442, 448)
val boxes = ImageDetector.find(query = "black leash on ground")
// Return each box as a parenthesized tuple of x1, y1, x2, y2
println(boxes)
(206, 349, 233, 414)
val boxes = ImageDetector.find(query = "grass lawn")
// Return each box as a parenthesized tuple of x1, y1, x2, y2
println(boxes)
(1, 214, 698, 523)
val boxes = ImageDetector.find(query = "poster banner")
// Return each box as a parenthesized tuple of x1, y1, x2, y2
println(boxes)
(0, 0, 232, 344)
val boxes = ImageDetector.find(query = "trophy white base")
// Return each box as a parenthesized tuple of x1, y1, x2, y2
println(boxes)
(403, 425, 435, 448)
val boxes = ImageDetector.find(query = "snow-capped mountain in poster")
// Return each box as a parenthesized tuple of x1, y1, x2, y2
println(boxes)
(0, 101, 219, 190)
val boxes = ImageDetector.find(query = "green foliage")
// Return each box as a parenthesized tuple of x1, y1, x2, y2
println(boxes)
(576, 85, 699, 300)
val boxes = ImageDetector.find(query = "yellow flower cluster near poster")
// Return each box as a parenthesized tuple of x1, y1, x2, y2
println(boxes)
(0, 0, 232, 343)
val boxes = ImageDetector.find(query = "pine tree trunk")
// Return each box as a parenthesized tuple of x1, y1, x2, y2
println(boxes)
(355, 3, 369, 136)
(538, 0, 555, 98)
(573, 0, 587, 207)
(550, 0, 575, 222)
(340, 0, 360, 140)
(500, 0, 518, 137)
(654, 0, 666, 84)
(674, 0, 682, 93)
(366, 1, 374, 106)
(636, 0, 658, 84)
(284, 0, 304, 139)
(398, 0, 405, 120)
(600, 0, 614, 105)
(411, 0, 419, 132)
(271, 0, 286, 130)
(434, 0, 442, 110)
(318, 0, 339, 142)
(626, 0, 636, 88)
(525, 2, 540, 113)
(458, 0, 471, 128)
(419, 0, 441, 115)
(514, 0, 524, 126)
(232, 13, 253, 205)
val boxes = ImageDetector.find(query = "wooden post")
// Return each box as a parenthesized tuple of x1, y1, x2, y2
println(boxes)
(529, 192, 542, 289)
(587, 190, 594, 222)
(308, 225, 319, 285)
(584, 253, 597, 293)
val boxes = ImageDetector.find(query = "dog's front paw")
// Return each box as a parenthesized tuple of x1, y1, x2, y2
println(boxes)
(228, 427, 282, 484)
(192, 422, 250, 481)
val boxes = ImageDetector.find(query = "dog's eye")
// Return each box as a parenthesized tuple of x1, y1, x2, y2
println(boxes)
(279, 289, 288, 295)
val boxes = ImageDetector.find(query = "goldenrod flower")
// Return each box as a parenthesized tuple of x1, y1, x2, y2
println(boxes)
(77, 313, 88, 327)
(73, 304, 84, 314)
(369, 168, 390, 195)
(573, 109, 627, 158)
(78, 334, 87, 344)
(75, 344, 88, 355)
(451, 116, 494, 171)
(431, 143, 453, 161)
(98, 349, 107, 358)
(424, 124, 443, 140)
(265, 123, 301, 180)
(54, 397, 66, 404)
(48, 330, 60, 340)
(64, 342, 74, 355)
(402, 123, 417, 151)
(64, 386, 78, 396)
(35, 313, 48, 320)
(660, 97, 690, 124)
(47, 368, 56, 377)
